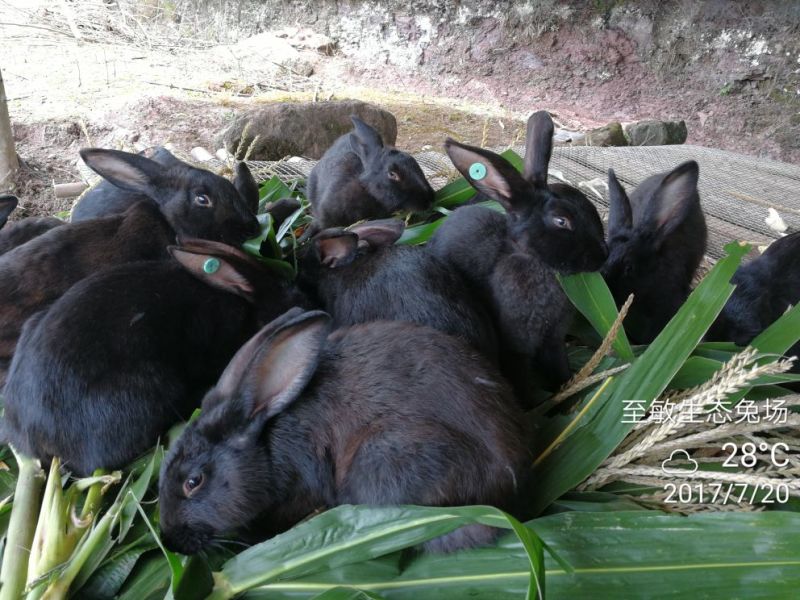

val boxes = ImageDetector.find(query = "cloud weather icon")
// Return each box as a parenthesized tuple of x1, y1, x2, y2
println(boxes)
(660, 449, 699, 475)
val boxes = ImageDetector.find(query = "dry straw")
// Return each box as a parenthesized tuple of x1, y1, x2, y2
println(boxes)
(539, 293, 634, 414)
(580, 346, 799, 508)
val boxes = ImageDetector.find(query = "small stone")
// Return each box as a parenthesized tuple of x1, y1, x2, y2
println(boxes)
(585, 122, 628, 147)
(624, 120, 688, 146)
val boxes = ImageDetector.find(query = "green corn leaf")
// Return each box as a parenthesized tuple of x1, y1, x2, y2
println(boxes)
(72, 447, 162, 592)
(132, 498, 184, 595)
(396, 220, 444, 245)
(557, 272, 634, 361)
(116, 551, 172, 600)
(211, 505, 550, 600)
(500, 148, 524, 171)
(76, 540, 157, 600)
(750, 301, 800, 357)
(547, 491, 652, 513)
(529, 242, 749, 515)
(242, 212, 295, 279)
(258, 176, 294, 210)
(433, 178, 476, 208)
(244, 213, 281, 258)
(398, 201, 505, 246)
(240, 511, 800, 600)
(311, 587, 388, 600)
(275, 205, 308, 242)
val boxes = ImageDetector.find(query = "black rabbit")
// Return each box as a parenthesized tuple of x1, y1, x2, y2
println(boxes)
(1, 240, 308, 475)
(158, 308, 529, 555)
(602, 162, 707, 344)
(0, 149, 260, 383)
(297, 218, 498, 359)
(71, 147, 260, 241)
(709, 232, 800, 364)
(71, 146, 259, 223)
(0, 195, 63, 256)
(306, 115, 434, 229)
(428, 111, 607, 396)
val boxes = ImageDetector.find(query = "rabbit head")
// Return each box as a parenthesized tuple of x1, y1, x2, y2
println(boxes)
(158, 308, 330, 554)
(444, 111, 607, 274)
(602, 161, 706, 342)
(711, 231, 800, 346)
(79, 148, 260, 245)
(349, 116, 434, 214)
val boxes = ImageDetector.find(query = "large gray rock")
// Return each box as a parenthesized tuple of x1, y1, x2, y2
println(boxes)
(217, 101, 398, 160)
(585, 122, 628, 147)
(625, 120, 688, 146)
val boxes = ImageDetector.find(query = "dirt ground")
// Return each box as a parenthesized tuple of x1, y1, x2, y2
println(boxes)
(2, 0, 798, 218)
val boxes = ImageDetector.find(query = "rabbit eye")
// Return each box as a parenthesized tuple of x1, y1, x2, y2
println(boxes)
(553, 216, 573, 230)
(388, 170, 401, 182)
(194, 194, 213, 208)
(183, 474, 204, 497)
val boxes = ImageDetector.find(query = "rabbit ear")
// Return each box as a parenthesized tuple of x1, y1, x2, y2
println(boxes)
(216, 309, 330, 422)
(348, 218, 405, 248)
(233, 162, 259, 215)
(444, 139, 530, 213)
(0, 195, 18, 228)
(350, 116, 384, 163)
(169, 245, 255, 301)
(80, 148, 167, 199)
(315, 229, 360, 267)
(522, 110, 554, 187)
(645, 161, 700, 239)
(607, 169, 632, 235)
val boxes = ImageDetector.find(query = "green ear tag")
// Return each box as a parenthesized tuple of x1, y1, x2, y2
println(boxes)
(203, 258, 220, 274)
(469, 162, 487, 180)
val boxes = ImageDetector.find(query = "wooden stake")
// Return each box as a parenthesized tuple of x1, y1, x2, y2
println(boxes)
(0, 68, 19, 192)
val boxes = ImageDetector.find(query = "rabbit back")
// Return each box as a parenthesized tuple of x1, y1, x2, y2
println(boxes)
(310, 243, 499, 358)
(0, 201, 175, 377)
(2, 260, 257, 474)
(0, 216, 63, 256)
(277, 322, 530, 546)
(0, 194, 63, 256)
(427, 204, 507, 288)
